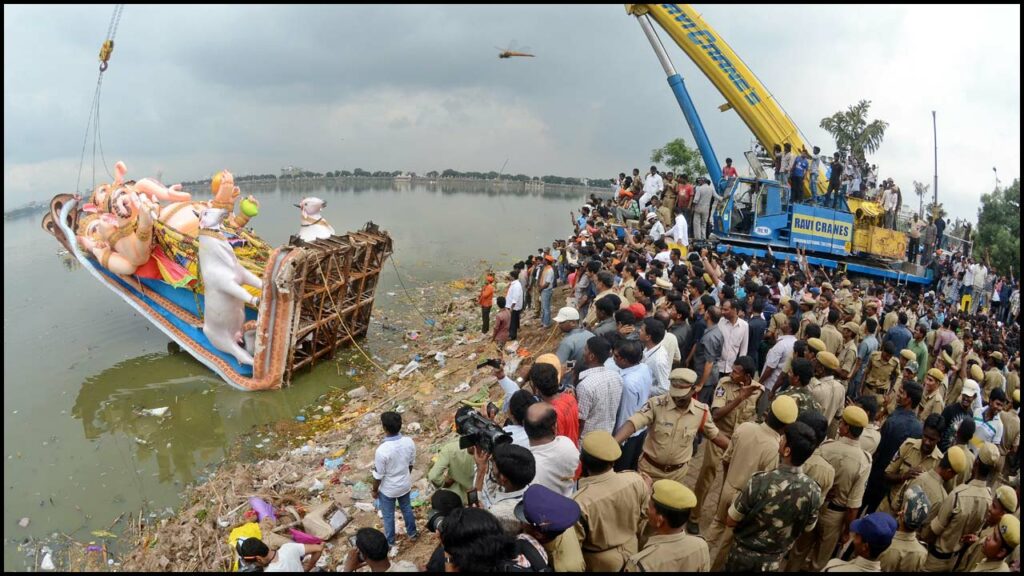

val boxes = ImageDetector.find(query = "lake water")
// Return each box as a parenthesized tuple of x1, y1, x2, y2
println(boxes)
(2, 179, 593, 570)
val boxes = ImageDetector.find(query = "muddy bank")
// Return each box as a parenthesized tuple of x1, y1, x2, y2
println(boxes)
(118, 278, 569, 572)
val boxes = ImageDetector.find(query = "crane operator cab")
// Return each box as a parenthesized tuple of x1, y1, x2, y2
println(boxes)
(714, 177, 791, 239)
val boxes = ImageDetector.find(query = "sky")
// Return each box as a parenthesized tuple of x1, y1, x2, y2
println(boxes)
(4, 4, 1020, 220)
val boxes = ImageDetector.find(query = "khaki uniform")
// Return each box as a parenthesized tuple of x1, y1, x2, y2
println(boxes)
(883, 311, 899, 332)
(822, 555, 883, 572)
(785, 450, 836, 571)
(956, 525, 994, 572)
(983, 368, 1004, 402)
(543, 530, 585, 573)
(706, 422, 782, 567)
(821, 324, 845, 356)
(879, 530, 928, 572)
(835, 288, 852, 303)
(998, 409, 1020, 480)
(951, 338, 965, 366)
(768, 311, 788, 339)
(917, 387, 945, 422)
(838, 339, 859, 380)
(623, 532, 710, 572)
(1007, 371, 1019, 403)
(949, 442, 976, 490)
(921, 478, 992, 572)
(627, 397, 719, 484)
(573, 469, 649, 572)
(804, 436, 872, 571)
(907, 468, 948, 527)
(969, 559, 1012, 572)
(809, 375, 847, 439)
(877, 438, 942, 515)
(691, 377, 761, 523)
(798, 312, 819, 340)
(859, 424, 881, 457)
(863, 351, 899, 407)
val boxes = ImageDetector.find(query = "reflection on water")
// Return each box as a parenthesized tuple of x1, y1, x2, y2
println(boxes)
(4, 180, 593, 570)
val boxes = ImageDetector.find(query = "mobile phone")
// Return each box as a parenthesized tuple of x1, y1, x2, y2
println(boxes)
(467, 490, 479, 507)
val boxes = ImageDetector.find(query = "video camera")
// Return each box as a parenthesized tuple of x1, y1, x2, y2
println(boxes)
(477, 358, 503, 370)
(456, 409, 511, 453)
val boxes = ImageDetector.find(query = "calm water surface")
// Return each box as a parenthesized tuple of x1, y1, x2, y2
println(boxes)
(2, 180, 591, 570)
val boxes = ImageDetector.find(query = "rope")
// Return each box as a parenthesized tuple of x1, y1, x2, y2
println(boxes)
(388, 254, 436, 329)
(314, 259, 388, 376)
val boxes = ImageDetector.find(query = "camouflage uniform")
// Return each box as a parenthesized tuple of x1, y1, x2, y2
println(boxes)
(723, 463, 823, 572)
(778, 386, 824, 418)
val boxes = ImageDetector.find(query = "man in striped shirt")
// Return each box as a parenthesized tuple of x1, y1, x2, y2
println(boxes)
(576, 336, 624, 437)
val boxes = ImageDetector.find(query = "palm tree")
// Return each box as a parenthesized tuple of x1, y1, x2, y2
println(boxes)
(912, 181, 930, 218)
(819, 100, 889, 164)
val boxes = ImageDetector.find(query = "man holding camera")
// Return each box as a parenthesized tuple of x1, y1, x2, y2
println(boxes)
(427, 406, 480, 504)
(470, 442, 536, 533)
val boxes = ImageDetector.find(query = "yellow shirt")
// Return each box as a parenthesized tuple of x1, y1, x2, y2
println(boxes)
(573, 469, 648, 558)
(627, 397, 719, 468)
(924, 479, 992, 554)
(624, 532, 710, 572)
(879, 530, 927, 572)
(819, 436, 872, 508)
(722, 421, 781, 491)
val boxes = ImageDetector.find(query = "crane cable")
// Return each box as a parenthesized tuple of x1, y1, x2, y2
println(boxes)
(75, 4, 124, 198)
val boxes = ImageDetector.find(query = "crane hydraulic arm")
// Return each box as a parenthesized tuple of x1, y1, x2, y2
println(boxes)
(627, 4, 827, 198)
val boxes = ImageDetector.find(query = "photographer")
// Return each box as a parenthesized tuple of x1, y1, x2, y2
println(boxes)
(423, 490, 464, 573)
(428, 406, 478, 504)
(471, 442, 536, 533)
(341, 528, 418, 572)
(438, 508, 519, 572)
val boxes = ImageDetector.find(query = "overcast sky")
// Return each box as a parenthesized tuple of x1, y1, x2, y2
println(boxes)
(4, 4, 1020, 218)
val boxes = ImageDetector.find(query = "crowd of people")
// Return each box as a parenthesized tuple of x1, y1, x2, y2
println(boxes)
(236, 162, 1019, 572)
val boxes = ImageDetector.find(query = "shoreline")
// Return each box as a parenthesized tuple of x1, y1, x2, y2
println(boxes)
(117, 276, 573, 572)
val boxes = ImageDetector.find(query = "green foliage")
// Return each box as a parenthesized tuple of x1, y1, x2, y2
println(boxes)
(973, 178, 1020, 275)
(650, 138, 705, 178)
(819, 100, 888, 164)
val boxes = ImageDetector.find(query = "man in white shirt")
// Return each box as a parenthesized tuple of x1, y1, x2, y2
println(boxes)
(692, 177, 717, 241)
(524, 403, 579, 497)
(639, 317, 671, 396)
(970, 263, 988, 314)
(716, 298, 749, 377)
(780, 143, 795, 184)
(646, 212, 666, 242)
(758, 317, 797, 415)
(371, 412, 419, 547)
(505, 269, 524, 341)
(238, 538, 323, 573)
(641, 165, 664, 211)
(472, 442, 536, 533)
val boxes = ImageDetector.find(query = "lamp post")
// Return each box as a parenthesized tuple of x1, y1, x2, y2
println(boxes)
(993, 166, 1000, 191)
(932, 111, 938, 214)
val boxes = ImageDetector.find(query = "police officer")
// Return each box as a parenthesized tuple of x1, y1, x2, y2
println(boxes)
(918, 368, 946, 422)
(969, 515, 1019, 572)
(863, 341, 899, 415)
(906, 445, 966, 528)
(811, 351, 847, 439)
(876, 412, 944, 515)
(821, 308, 844, 356)
(955, 484, 1018, 572)
(879, 485, 930, 571)
(573, 431, 649, 572)
(724, 419, 822, 572)
(797, 293, 819, 339)
(837, 321, 861, 386)
(613, 368, 727, 485)
(797, 406, 873, 572)
(706, 396, 798, 569)
(691, 357, 761, 532)
(922, 442, 999, 571)
(514, 484, 585, 572)
(822, 512, 898, 572)
(624, 480, 709, 572)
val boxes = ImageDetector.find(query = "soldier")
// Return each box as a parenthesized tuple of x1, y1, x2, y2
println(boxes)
(821, 512, 898, 572)
(921, 442, 999, 571)
(706, 396, 798, 569)
(623, 480, 709, 572)
(798, 406, 873, 572)
(613, 368, 727, 485)
(863, 341, 900, 414)
(879, 485, 930, 572)
(778, 357, 824, 416)
(969, 515, 1020, 572)
(724, 421, 823, 572)
(811, 351, 848, 439)
(876, 413, 944, 515)
(918, 368, 946, 421)
(906, 445, 966, 528)
(957, 485, 1019, 572)
(783, 410, 835, 571)
(573, 431, 649, 572)
(690, 357, 762, 533)
(821, 308, 845, 356)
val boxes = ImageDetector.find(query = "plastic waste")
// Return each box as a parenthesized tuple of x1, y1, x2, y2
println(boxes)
(140, 407, 169, 417)
(353, 502, 375, 512)
(351, 481, 372, 501)
(347, 386, 368, 399)
(453, 382, 470, 393)
(398, 360, 420, 379)
(289, 528, 323, 544)
(295, 415, 306, 422)
(249, 496, 277, 522)
(40, 551, 55, 571)
(434, 352, 446, 367)
(386, 364, 404, 376)
(309, 478, 325, 493)
(406, 330, 420, 341)
(329, 509, 349, 532)
(18, 517, 29, 528)
(324, 457, 345, 470)
(346, 368, 359, 376)
(407, 422, 422, 434)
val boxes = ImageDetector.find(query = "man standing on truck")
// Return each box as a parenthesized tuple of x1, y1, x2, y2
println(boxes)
(809, 146, 823, 204)
(780, 143, 795, 187)
(692, 177, 715, 241)
(826, 152, 844, 209)
(790, 149, 809, 202)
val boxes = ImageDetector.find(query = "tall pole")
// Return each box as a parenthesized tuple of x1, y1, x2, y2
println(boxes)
(932, 111, 938, 215)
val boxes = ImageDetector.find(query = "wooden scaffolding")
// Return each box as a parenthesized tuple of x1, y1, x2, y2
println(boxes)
(283, 222, 394, 385)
